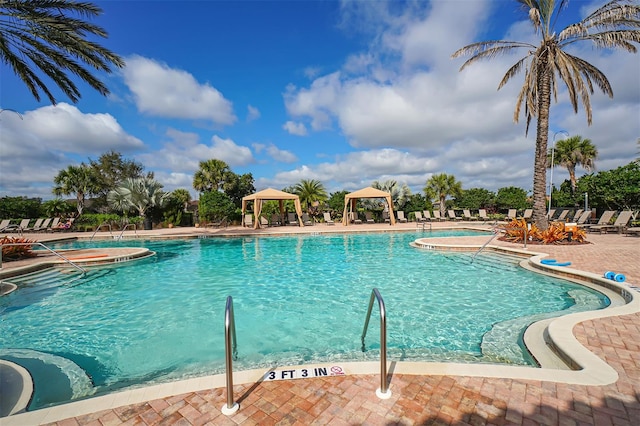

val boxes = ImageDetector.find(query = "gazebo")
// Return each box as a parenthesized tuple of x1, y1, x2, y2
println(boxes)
(241, 188, 304, 229)
(342, 187, 396, 225)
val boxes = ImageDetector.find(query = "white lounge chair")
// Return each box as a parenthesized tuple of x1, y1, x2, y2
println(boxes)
(396, 211, 408, 223)
(323, 212, 334, 225)
(244, 214, 253, 228)
(447, 210, 462, 221)
(589, 210, 633, 234)
(462, 209, 477, 221)
(364, 211, 375, 224)
(414, 211, 426, 222)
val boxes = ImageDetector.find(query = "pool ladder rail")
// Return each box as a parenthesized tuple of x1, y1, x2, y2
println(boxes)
(0, 241, 86, 274)
(222, 288, 391, 416)
(90, 221, 138, 242)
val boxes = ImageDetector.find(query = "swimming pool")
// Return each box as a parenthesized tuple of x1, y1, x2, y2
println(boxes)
(0, 230, 609, 410)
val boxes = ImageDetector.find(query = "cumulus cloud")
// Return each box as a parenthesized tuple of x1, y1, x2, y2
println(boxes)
(0, 104, 144, 198)
(122, 55, 237, 125)
(282, 120, 308, 136)
(246, 105, 261, 122)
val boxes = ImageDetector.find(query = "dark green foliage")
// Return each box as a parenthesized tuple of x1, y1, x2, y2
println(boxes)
(89, 151, 150, 211)
(495, 186, 529, 211)
(454, 188, 496, 209)
(199, 191, 236, 223)
(327, 191, 349, 215)
(580, 161, 640, 210)
(224, 172, 255, 207)
(0, 196, 43, 219)
(403, 194, 427, 214)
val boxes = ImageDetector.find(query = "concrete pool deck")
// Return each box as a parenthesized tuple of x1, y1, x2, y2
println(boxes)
(1, 221, 639, 425)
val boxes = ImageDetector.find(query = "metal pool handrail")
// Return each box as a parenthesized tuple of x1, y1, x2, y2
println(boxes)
(0, 242, 86, 273)
(221, 296, 239, 415)
(361, 288, 391, 399)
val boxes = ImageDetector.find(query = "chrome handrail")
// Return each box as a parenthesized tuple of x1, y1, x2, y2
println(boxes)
(0, 242, 86, 273)
(222, 296, 239, 415)
(417, 221, 432, 232)
(361, 288, 391, 399)
(117, 223, 138, 240)
(90, 222, 113, 241)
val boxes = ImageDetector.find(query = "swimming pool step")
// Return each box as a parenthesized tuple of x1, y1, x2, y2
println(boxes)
(1, 268, 85, 289)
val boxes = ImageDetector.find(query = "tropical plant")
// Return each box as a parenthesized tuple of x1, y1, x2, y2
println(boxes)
(53, 164, 98, 216)
(0, 196, 42, 219)
(107, 177, 168, 230)
(0, 0, 124, 104)
(193, 159, 230, 193)
(223, 172, 255, 207)
(163, 189, 191, 226)
(89, 151, 150, 210)
(198, 190, 236, 223)
(452, 0, 640, 229)
(372, 180, 411, 210)
(0, 236, 36, 260)
(293, 179, 328, 215)
(423, 173, 462, 217)
(579, 160, 640, 210)
(454, 188, 496, 210)
(41, 198, 74, 217)
(548, 135, 598, 193)
(495, 186, 530, 211)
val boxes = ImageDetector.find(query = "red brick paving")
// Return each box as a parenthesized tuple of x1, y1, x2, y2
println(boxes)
(7, 225, 640, 425)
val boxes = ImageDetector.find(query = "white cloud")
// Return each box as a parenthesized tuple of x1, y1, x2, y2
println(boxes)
(0, 104, 144, 198)
(246, 105, 261, 122)
(282, 120, 308, 136)
(266, 144, 298, 163)
(122, 55, 236, 125)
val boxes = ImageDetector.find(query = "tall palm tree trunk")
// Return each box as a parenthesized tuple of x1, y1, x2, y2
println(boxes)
(568, 165, 577, 194)
(532, 58, 552, 230)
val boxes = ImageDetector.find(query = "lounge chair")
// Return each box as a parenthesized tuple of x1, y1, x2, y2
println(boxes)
(302, 213, 313, 226)
(260, 216, 270, 227)
(396, 211, 408, 223)
(432, 210, 444, 222)
(414, 211, 426, 222)
(349, 211, 362, 224)
(575, 210, 592, 226)
(462, 209, 477, 221)
(270, 214, 281, 226)
(623, 227, 640, 237)
(323, 212, 334, 225)
(555, 209, 569, 222)
(478, 209, 489, 222)
(287, 212, 299, 226)
(205, 218, 227, 228)
(522, 209, 533, 222)
(244, 214, 253, 228)
(382, 211, 390, 223)
(447, 210, 462, 221)
(0, 219, 11, 232)
(506, 209, 517, 221)
(580, 210, 616, 230)
(21, 218, 44, 232)
(46, 217, 60, 231)
(422, 210, 432, 221)
(589, 210, 633, 234)
(547, 209, 556, 219)
(5, 219, 30, 233)
(364, 211, 375, 224)
(35, 218, 52, 232)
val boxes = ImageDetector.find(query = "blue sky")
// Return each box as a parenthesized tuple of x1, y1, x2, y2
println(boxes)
(1, 0, 639, 201)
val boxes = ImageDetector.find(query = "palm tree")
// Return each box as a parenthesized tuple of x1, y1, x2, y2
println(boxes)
(293, 179, 328, 214)
(108, 177, 169, 230)
(371, 180, 411, 210)
(193, 159, 230, 193)
(548, 135, 598, 193)
(424, 173, 463, 218)
(52, 164, 98, 216)
(1, 0, 124, 104)
(452, 0, 640, 229)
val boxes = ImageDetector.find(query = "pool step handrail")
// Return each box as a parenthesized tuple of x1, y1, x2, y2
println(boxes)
(0, 242, 86, 274)
(416, 222, 432, 232)
(361, 288, 391, 399)
(90, 222, 113, 241)
(117, 223, 138, 240)
(471, 229, 499, 263)
(222, 296, 239, 415)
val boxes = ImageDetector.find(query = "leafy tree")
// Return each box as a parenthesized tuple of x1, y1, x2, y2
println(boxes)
(327, 190, 348, 216)
(53, 164, 98, 216)
(580, 161, 640, 210)
(107, 177, 168, 229)
(452, 1, 640, 229)
(548, 135, 598, 193)
(403, 194, 427, 216)
(293, 179, 328, 215)
(0, 196, 42, 219)
(454, 188, 496, 210)
(163, 189, 191, 226)
(372, 180, 411, 210)
(495, 186, 529, 211)
(193, 159, 230, 193)
(89, 151, 150, 211)
(0, 0, 124, 104)
(223, 172, 255, 207)
(198, 190, 236, 223)
(423, 173, 462, 217)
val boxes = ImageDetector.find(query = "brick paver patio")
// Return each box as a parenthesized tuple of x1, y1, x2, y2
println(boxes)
(3, 223, 639, 425)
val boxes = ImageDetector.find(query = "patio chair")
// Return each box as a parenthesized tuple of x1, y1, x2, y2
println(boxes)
(589, 210, 633, 234)
(547, 209, 556, 219)
(478, 209, 489, 222)
(0, 219, 11, 232)
(396, 211, 408, 223)
(623, 227, 640, 237)
(46, 217, 60, 231)
(302, 213, 313, 226)
(382, 211, 390, 223)
(349, 211, 362, 224)
(522, 209, 533, 221)
(580, 210, 616, 230)
(260, 216, 270, 227)
(244, 214, 253, 228)
(447, 210, 462, 221)
(506, 209, 517, 221)
(414, 211, 426, 222)
(5, 219, 30, 233)
(34, 218, 52, 232)
(323, 212, 334, 225)
(21, 218, 44, 232)
(432, 210, 444, 222)
(575, 210, 592, 226)
(270, 213, 281, 226)
(422, 210, 432, 221)
(570, 209, 584, 221)
(555, 209, 569, 222)
(364, 211, 375, 224)
(462, 209, 477, 221)
(287, 212, 299, 226)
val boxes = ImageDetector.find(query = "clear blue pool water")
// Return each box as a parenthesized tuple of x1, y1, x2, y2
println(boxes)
(0, 230, 609, 409)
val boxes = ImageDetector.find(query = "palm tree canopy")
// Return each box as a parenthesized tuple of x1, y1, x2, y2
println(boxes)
(293, 179, 328, 210)
(193, 159, 230, 192)
(372, 180, 411, 209)
(548, 135, 598, 171)
(1, 0, 124, 104)
(423, 173, 462, 216)
(52, 164, 98, 215)
(452, 0, 640, 229)
(108, 177, 168, 217)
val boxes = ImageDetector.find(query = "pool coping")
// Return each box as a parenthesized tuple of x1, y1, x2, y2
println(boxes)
(2, 235, 639, 424)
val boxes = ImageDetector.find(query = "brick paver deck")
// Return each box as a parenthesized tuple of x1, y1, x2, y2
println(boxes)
(3, 223, 639, 425)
